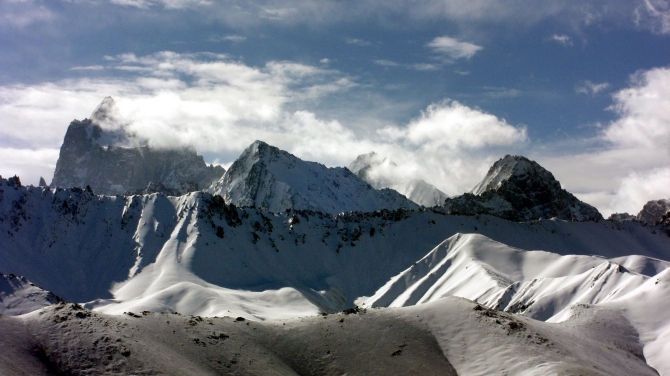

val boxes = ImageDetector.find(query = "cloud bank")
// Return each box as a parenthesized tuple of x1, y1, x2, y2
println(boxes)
(0, 51, 668, 217)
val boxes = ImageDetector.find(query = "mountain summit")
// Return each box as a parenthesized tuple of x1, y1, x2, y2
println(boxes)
(444, 155, 602, 221)
(51, 98, 224, 195)
(209, 141, 418, 214)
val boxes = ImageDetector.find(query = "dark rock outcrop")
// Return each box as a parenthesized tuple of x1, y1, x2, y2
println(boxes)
(443, 155, 603, 222)
(51, 98, 224, 195)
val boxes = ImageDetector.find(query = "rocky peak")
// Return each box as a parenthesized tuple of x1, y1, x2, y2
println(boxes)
(471, 155, 558, 196)
(209, 141, 417, 214)
(51, 98, 225, 196)
(637, 199, 670, 225)
(444, 155, 602, 222)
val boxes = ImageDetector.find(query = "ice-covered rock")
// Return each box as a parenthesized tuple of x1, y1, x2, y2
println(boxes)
(444, 155, 603, 222)
(349, 152, 448, 207)
(51, 98, 224, 196)
(209, 141, 418, 214)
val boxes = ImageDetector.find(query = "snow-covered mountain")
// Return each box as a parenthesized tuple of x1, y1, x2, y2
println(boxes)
(0, 273, 62, 316)
(349, 152, 448, 207)
(51, 97, 224, 196)
(444, 155, 603, 221)
(209, 141, 418, 214)
(2, 172, 670, 373)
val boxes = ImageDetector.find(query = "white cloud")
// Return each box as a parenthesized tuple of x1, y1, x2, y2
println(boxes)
(427, 36, 482, 60)
(551, 34, 573, 46)
(0, 148, 60, 187)
(371, 100, 528, 193)
(576, 80, 610, 95)
(346, 38, 372, 46)
(374, 60, 441, 71)
(207, 34, 246, 43)
(604, 66, 670, 150)
(608, 167, 670, 216)
(538, 66, 670, 216)
(636, 0, 670, 34)
(0, 51, 528, 196)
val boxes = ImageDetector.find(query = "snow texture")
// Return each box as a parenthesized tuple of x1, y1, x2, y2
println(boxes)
(209, 141, 418, 214)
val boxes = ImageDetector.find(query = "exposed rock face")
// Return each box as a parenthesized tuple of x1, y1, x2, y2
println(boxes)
(38, 177, 47, 187)
(637, 199, 670, 225)
(607, 212, 637, 222)
(51, 98, 224, 196)
(349, 152, 448, 207)
(209, 141, 418, 214)
(443, 155, 603, 222)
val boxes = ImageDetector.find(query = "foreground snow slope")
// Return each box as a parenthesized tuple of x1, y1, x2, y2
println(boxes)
(0, 298, 656, 376)
(0, 273, 62, 316)
(364, 233, 670, 375)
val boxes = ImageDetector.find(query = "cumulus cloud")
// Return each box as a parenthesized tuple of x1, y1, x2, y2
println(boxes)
(604, 66, 670, 151)
(576, 80, 610, 96)
(427, 36, 482, 60)
(370, 101, 528, 193)
(551, 34, 573, 46)
(608, 168, 670, 215)
(540, 66, 670, 216)
(0, 51, 529, 194)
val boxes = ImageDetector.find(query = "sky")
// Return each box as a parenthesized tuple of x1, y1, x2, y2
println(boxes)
(0, 0, 669, 216)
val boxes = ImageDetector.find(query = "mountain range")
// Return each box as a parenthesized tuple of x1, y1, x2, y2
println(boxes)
(1, 98, 670, 375)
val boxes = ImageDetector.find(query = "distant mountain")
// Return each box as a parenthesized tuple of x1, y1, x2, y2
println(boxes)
(51, 97, 224, 196)
(0, 273, 62, 315)
(609, 198, 670, 236)
(209, 141, 418, 214)
(637, 198, 670, 225)
(444, 155, 603, 222)
(348, 152, 448, 207)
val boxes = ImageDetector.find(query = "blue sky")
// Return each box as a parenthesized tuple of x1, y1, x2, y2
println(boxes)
(1, 0, 669, 216)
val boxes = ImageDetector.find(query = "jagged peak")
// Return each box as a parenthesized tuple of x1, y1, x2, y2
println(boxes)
(471, 155, 555, 196)
(90, 96, 116, 121)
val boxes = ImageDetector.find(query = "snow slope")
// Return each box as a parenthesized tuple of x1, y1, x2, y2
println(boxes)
(0, 299, 657, 376)
(3, 174, 670, 373)
(0, 273, 62, 316)
(209, 141, 418, 214)
(364, 232, 670, 374)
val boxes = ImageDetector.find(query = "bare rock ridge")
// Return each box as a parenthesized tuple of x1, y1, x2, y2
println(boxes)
(609, 198, 670, 236)
(51, 97, 224, 196)
(209, 140, 418, 214)
(443, 155, 603, 221)
(349, 152, 449, 207)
